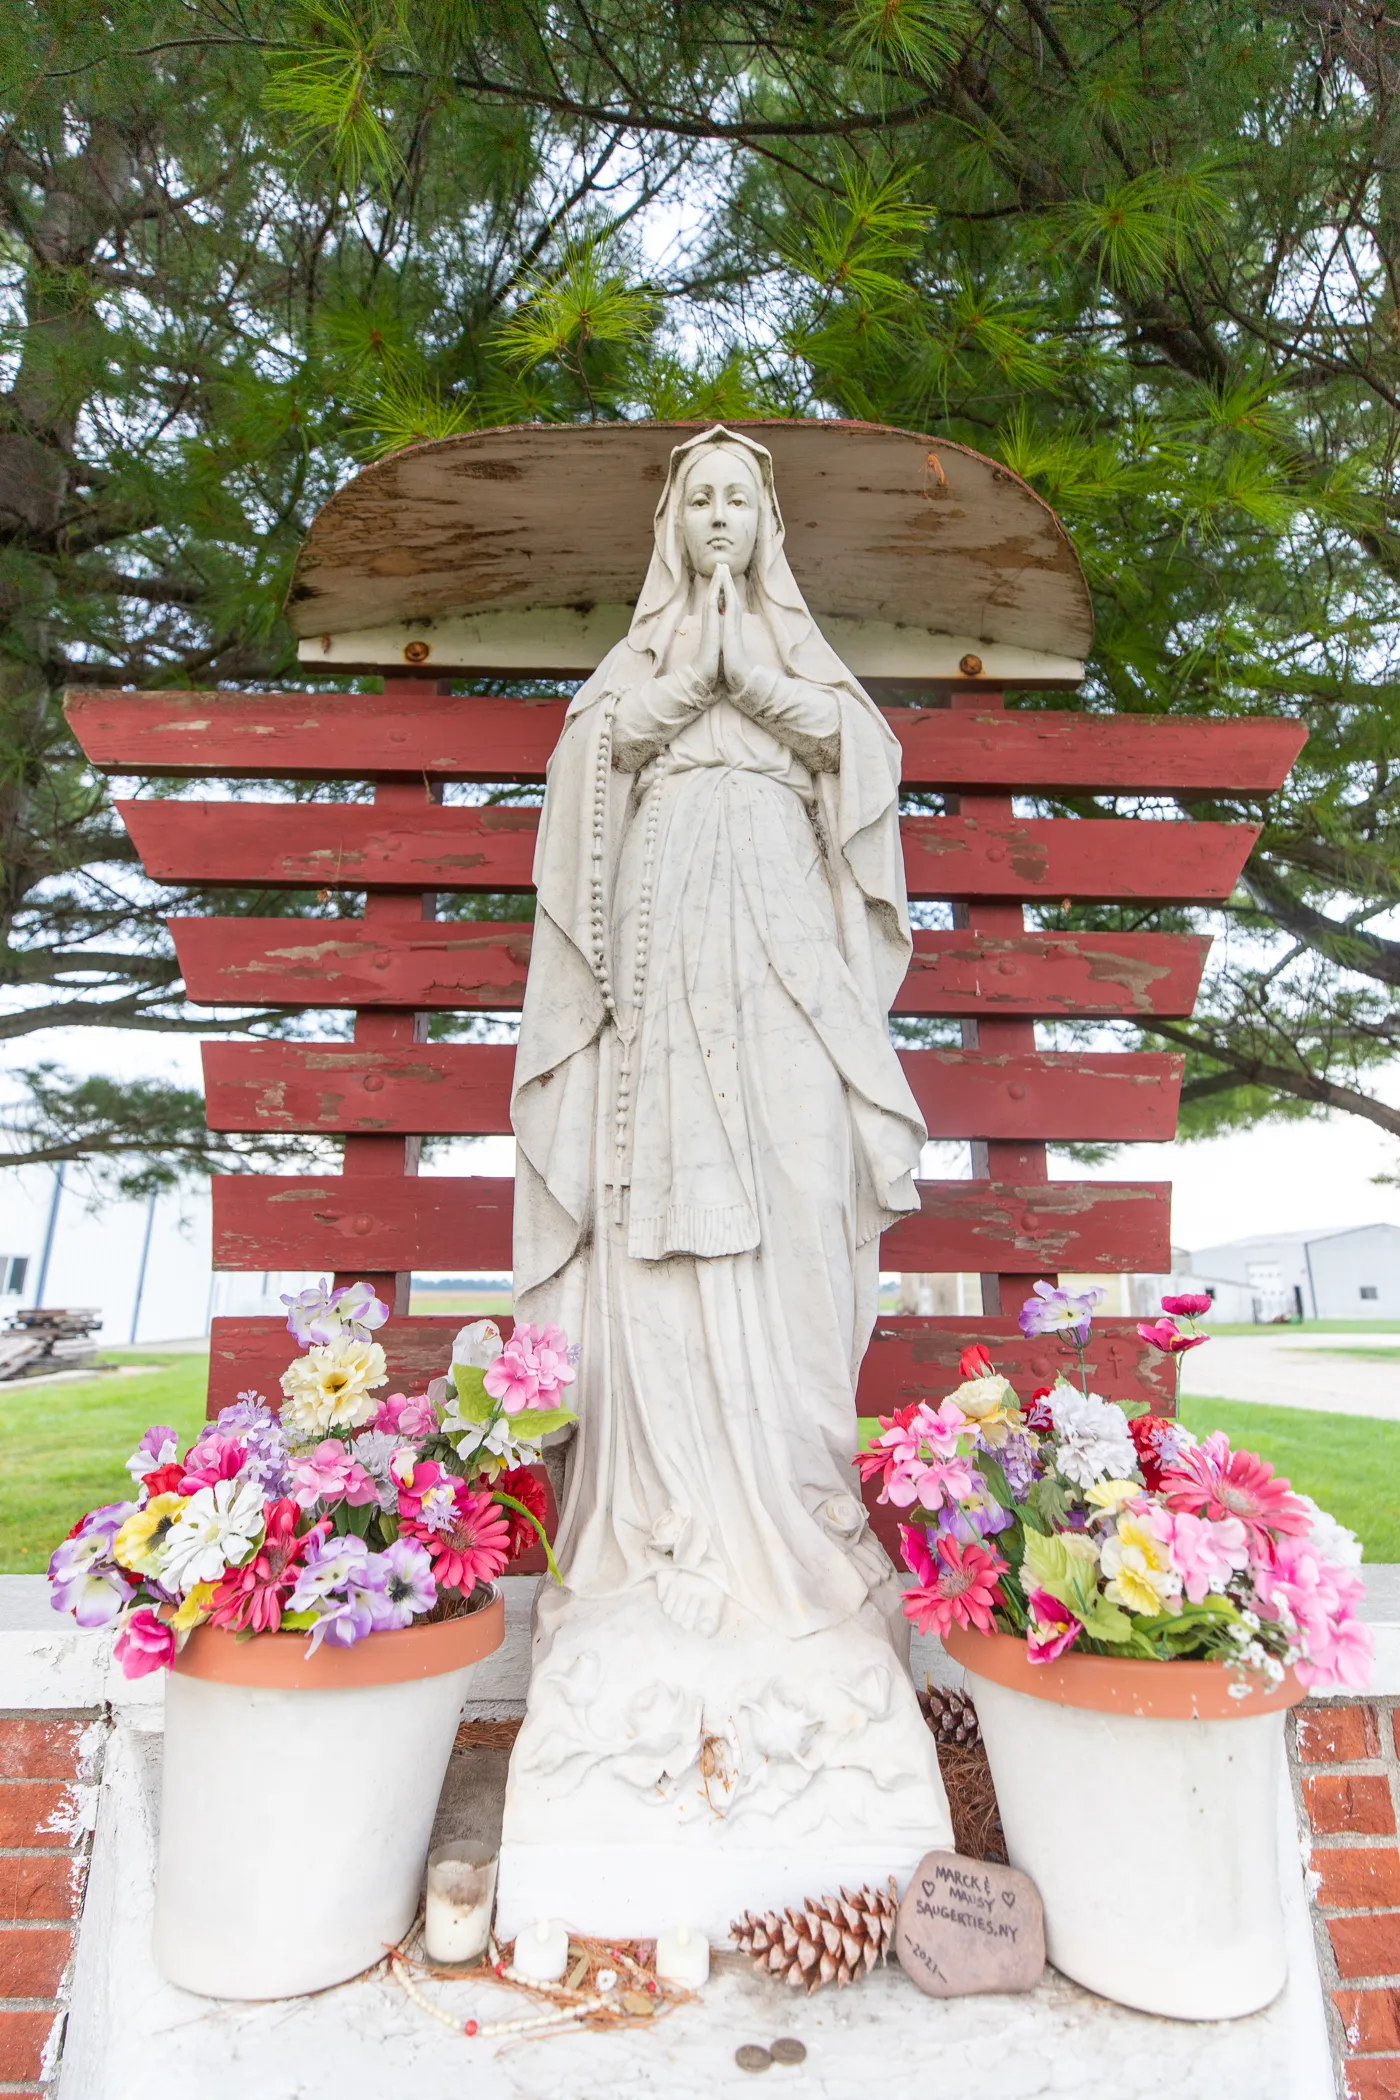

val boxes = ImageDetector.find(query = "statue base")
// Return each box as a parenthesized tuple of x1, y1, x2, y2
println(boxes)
(494, 1580, 953, 1942)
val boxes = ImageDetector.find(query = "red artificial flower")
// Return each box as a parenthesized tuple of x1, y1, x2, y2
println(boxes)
(899, 1527, 1006, 1638)
(402, 1482, 511, 1595)
(958, 1344, 995, 1380)
(1137, 1318, 1208, 1357)
(853, 1403, 923, 1486)
(1025, 1387, 1056, 1433)
(1129, 1412, 1176, 1491)
(492, 1467, 548, 1561)
(208, 1498, 315, 1634)
(142, 1464, 186, 1499)
(1159, 1432, 1312, 1559)
(1161, 1292, 1212, 1319)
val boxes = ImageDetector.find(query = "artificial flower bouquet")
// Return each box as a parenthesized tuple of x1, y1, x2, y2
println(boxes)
(858, 1282, 1372, 1695)
(49, 1282, 577, 1678)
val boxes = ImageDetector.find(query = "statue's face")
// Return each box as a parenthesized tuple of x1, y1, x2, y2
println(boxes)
(679, 446, 761, 577)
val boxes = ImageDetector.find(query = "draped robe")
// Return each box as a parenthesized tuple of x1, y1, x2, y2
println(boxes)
(511, 427, 927, 1641)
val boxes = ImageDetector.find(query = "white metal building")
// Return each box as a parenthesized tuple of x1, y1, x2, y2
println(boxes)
(1183, 1223, 1400, 1323)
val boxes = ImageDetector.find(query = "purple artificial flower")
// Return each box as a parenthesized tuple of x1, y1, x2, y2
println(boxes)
(997, 1431, 1038, 1500)
(286, 1532, 383, 1653)
(1018, 1279, 1105, 1345)
(125, 1426, 180, 1483)
(214, 1398, 292, 1495)
(367, 1539, 437, 1630)
(282, 1277, 389, 1348)
(49, 1504, 136, 1626)
(937, 1497, 1015, 1547)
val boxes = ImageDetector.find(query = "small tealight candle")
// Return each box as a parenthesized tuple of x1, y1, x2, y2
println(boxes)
(423, 1842, 497, 1965)
(512, 1917, 569, 1984)
(655, 1925, 710, 1988)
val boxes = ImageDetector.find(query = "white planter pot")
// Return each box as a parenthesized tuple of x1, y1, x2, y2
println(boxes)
(153, 1593, 505, 1999)
(943, 1627, 1304, 2021)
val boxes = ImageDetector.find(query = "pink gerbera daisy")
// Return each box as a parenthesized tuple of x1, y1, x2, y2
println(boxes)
(208, 1498, 318, 1634)
(401, 1482, 510, 1594)
(899, 1528, 1006, 1638)
(1158, 1432, 1311, 1558)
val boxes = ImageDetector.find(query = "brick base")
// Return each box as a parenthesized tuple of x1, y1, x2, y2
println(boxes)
(1292, 1697, 1400, 2099)
(0, 1716, 103, 2094)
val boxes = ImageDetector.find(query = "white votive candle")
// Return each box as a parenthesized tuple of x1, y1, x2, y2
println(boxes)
(424, 1842, 497, 1965)
(655, 1924, 710, 1988)
(512, 1917, 569, 1983)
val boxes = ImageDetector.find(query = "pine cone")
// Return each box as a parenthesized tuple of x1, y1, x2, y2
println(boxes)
(918, 1684, 981, 1748)
(730, 1881, 897, 1992)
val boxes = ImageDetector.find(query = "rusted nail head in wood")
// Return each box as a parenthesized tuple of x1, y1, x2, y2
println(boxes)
(403, 639, 432, 664)
(997, 959, 1019, 976)
(363, 1074, 385, 1092)
(353, 1214, 375, 1234)
(1008, 1083, 1027, 1099)
(958, 653, 983, 678)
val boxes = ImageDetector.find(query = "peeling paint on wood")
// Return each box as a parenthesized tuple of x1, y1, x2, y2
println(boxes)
(172, 918, 1211, 1019)
(132, 802, 1256, 903)
(202, 1041, 1183, 1143)
(281, 420, 1095, 660)
(211, 1173, 1168, 1275)
(69, 689, 1305, 794)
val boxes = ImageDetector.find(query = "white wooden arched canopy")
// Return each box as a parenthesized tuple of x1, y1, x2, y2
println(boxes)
(287, 418, 1093, 685)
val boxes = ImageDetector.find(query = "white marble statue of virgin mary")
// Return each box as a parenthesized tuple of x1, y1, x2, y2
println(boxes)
(498, 426, 951, 1934)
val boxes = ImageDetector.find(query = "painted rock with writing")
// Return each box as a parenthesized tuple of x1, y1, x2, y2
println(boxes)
(895, 1851, 1044, 1997)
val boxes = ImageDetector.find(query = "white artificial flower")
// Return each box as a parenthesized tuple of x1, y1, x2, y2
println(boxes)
(280, 1337, 387, 1436)
(1296, 1495, 1363, 1570)
(452, 1320, 504, 1370)
(440, 1401, 536, 1471)
(948, 1373, 1018, 1418)
(161, 1479, 265, 1593)
(349, 1429, 404, 1512)
(1049, 1386, 1138, 1489)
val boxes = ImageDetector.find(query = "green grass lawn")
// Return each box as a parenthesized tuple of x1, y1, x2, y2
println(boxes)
(1180, 1396, 1400, 1561)
(7, 1358, 1399, 1574)
(1206, 1320, 1400, 1337)
(0, 1353, 209, 1574)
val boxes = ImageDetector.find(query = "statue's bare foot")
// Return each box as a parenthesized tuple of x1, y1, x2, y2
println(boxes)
(655, 1565, 723, 1637)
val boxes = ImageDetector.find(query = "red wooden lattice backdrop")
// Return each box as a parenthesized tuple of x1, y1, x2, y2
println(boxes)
(66, 680, 1304, 1563)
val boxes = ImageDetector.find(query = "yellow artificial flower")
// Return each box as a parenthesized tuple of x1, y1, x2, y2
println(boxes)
(168, 1581, 216, 1633)
(947, 1373, 1024, 1449)
(112, 1494, 188, 1577)
(280, 1336, 387, 1436)
(1086, 1478, 1142, 1522)
(1101, 1512, 1178, 1616)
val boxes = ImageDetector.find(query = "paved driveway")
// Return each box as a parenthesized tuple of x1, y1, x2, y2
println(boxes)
(1179, 1333, 1400, 1420)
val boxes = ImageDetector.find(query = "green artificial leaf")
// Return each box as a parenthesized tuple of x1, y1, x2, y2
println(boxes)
(506, 1405, 578, 1440)
(450, 1363, 495, 1424)
(279, 1609, 319, 1632)
(977, 1451, 1014, 1508)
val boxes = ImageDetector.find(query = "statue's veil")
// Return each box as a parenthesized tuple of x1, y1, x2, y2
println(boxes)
(568, 424, 878, 718)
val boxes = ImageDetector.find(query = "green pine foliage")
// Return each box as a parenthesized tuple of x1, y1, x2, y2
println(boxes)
(2, 2, 1399, 1165)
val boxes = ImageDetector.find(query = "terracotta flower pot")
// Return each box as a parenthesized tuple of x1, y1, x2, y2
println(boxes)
(153, 1591, 505, 1999)
(943, 1625, 1306, 2020)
